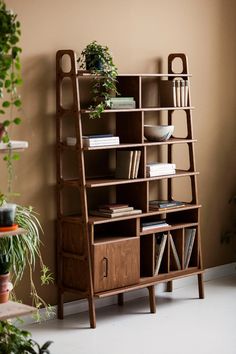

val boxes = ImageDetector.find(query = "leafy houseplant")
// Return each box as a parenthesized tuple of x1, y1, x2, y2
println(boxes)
(78, 40, 119, 119)
(0, 320, 52, 354)
(0, 0, 22, 194)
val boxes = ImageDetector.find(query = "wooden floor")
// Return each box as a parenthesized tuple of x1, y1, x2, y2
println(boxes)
(24, 274, 236, 354)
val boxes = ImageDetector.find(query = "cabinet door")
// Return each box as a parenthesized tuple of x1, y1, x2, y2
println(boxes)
(93, 238, 140, 293)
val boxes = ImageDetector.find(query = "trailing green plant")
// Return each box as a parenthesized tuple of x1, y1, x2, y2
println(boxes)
(78, 40, 119, 119)
(0, 320, 53, 354)
(0, 205, 54, 321)
(0, 0, 23, 193)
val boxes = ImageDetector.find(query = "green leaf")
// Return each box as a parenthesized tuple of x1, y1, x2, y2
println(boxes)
(2, 101, 10, 108)
(13, 117, 22, 125)
(14, 99, 22, 107)
(0, 109, 5, 114)
(3, 120, 10, 127)
(4, 79, 11, 88)
(12, 153, 20, 160)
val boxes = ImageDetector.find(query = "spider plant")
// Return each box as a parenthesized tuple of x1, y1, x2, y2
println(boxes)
(0, 205, 53, 321)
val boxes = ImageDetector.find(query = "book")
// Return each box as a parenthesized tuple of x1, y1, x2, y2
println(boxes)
(98, 206, 134, 214)
(141, 222, 169, 231)
(141, 220, 168, 227)
(146, 162, 176, 171)
(130, 150, 138, 179)
(180, 80, 185, 107)
(184, 228, 196, 268)
(176, 79, 181, 107)
(169, 234, 181, 270)
(90, 209, 142, 218)
(134, 150, 141, 178)
(154, 234, 168, 275)
(184, 80, 189, 106)
(83, 134, 114, 138)
(110, 101, 136, 109)
(109, 97, 135, 101)
(149, 200, 186, 210)
(115, 150, 133, 179)
(98, 203, 129, 210)
(66, 136, 120, 147)
(147, 169, 175, 177)
(0, 140, 29, 150)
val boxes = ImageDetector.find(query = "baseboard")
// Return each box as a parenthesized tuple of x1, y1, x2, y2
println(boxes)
(19, 262, 236, 325)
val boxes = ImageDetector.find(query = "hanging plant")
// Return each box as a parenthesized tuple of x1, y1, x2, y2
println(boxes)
(78, 40, 119, 119)
(0, 0, 22, 194)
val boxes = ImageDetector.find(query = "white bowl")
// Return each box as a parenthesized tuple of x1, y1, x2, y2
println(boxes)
(144, 125, 174, 142)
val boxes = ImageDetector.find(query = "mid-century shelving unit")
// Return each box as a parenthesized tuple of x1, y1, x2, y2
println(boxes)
(56, 50, 204, 328)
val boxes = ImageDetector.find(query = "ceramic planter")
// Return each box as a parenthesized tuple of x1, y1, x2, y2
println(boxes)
(0, 203, 17, 227)
(0, 273, 10, 292)
(0, 290, 9, 304)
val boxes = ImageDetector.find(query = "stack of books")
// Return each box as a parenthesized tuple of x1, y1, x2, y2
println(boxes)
(159, 78, 189, 107)
(115, 150, 141, 179)
(141, 220, 169, 232)
(146, 163, 176, 177)
(90, 203, 142, 218)
(184, 228, 196, 268)
(149, 200, 186, 210)
(154, 233, 168, 275)
(66, 134, 120, 147)
(106, 97, 136, 109)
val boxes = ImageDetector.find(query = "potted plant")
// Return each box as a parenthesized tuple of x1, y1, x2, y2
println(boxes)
(78, 40, 119, 118)
(0, 253, 10, 303)
(0, 193, 17, 227)
(0, 320, 53, 353)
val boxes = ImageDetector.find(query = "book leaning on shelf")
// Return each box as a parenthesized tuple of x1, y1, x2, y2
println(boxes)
(159, 78, 189, 107)
(115, 150, 141, 179)
(169, 234, 181, 270)
(154, 233, 168, 275)
(184, 228, 196, 268)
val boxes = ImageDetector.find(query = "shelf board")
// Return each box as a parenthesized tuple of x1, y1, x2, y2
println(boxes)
(94, 267, 202, 298)
(0, 228, 26, 238)
(59, 138, 197, 151)
(60, 204, 201, 225)
(0, 301, 36, 320)
(140, 222, 199, 236)
(77, 71, 192, 78)
(61, 170, 199, 188)
(81, 106, 195, 114)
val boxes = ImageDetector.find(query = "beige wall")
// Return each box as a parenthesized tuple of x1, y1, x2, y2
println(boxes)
(3, 0, 236, 305)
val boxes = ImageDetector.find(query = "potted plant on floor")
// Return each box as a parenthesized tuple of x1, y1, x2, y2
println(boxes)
(0, 253, 11, 303)
(78, 40, 119, 118)
(0, 320, 53, 353)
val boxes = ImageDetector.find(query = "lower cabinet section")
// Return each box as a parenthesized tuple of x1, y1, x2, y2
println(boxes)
(93, 237, 140, 293)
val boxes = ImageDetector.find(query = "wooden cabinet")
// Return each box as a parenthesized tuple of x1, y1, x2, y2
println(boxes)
(93, 237, 139, 293)
(56, 50, 204, 328)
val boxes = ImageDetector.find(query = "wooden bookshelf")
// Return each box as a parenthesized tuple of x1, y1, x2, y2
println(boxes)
(56, 50, 204, 328)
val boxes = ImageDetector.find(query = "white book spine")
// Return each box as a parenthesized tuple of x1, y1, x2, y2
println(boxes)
(176, 79, 181, 107)
(84, 139, 120, 147)
(154, 234, 168, 275)
(184, 81, 189, 106)
(147, 170, 175, 177)
(146, 163, 176, 170)
(172, 80, 177, 107)
(180, 80, 185, 107)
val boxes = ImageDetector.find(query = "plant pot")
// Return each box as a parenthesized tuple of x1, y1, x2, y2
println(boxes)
(0, 273, 10, 292)
(85, 54, 103, 71)
(0, 289, 10, 304)
(0, 203, 16, 227)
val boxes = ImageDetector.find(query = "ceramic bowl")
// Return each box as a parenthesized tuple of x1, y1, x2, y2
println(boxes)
(144, 125, 174, 142)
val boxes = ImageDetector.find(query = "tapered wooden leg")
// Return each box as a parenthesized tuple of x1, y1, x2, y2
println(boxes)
(118, 293, 124, 306)
(57, 289, 64, 319)
(166, 281, 173, 292)
(88, 295, 96, 328)
(198, 273, 204, 299)
(148, 286, 156, 313)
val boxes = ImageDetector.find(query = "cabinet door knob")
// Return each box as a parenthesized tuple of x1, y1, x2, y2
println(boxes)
(103, 257, 109, 278)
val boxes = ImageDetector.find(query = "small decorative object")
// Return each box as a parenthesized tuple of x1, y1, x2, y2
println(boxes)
(144, 125, 174, 142)
(78, 40, 119, 118)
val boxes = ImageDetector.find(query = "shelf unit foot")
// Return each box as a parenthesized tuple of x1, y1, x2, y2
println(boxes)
(88, 296, 96, 328)
(198, 273, 204, 299)
(148, 285, 156, 313)
(57, 290, 64, 320)
(118, 293, 124, 306)
(166, 281, 173, 292)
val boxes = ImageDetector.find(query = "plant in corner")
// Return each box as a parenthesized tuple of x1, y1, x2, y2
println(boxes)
(78, 40, 119, 119)
(0, 320, 53, 354)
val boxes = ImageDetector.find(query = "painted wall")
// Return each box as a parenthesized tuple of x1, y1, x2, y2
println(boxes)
(3, 0, 236, 305)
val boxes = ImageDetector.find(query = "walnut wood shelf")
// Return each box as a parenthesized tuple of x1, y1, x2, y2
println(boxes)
(56, 50, 204, 328)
